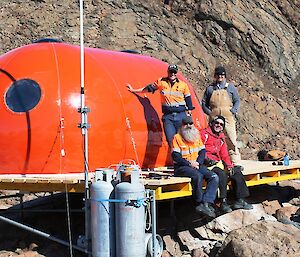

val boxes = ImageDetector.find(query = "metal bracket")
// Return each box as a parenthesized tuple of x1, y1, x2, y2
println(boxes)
(78, 123, 91, 129)
(77, 235, 89, 249)
(77, 107, 91, 113)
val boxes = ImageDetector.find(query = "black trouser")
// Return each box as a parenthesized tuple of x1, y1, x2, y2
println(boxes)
(212, 167, 249, 199)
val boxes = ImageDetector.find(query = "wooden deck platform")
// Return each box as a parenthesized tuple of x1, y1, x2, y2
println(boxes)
(239, 160, 300, 186)
(0, 160, 299, 200)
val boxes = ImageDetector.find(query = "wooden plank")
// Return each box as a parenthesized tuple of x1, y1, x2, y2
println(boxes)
(37, 180, 51, 184)
(141, 171, 173, 177)
(143, 177, 191, 186)
(0, 172, 94, 181)
(240, 160, 300, 175)
(24, 178, 39, 183)
(0, 178, 14, 183)
(0, 182, 84, 192)
(153, 167, 173, 172)
(13, 178, 27, 183)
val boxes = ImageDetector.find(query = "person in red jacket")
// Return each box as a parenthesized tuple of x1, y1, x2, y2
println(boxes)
(200, 115, 252, 213)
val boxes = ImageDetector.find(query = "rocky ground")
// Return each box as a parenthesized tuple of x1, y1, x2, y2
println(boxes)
(0, 0, 299, 159)
(0, 180, 299, 257)
(0, 192, 86, 257)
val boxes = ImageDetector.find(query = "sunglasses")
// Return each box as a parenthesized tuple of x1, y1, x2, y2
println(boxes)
(214, 121, 224, 126)
(184, 122, 194, 125)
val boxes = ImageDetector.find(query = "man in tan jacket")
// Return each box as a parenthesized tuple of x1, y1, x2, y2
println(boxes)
(201, 66, 241, 163)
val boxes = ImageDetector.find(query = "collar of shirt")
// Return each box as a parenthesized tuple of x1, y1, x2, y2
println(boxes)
(213, 80, 227, 89)
(205, 127, 225, 140)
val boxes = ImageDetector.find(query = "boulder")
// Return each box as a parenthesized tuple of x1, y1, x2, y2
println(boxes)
(278, 180, 300, 190)
(275, 206, 300, 224)
(262, 200, 281, 215)
(0, 251, 18, 257)
(217, 221, 300, 257)
(192, 248, 208, 257)
(177, 230, 218, 253)
(198, 204, 276, 235)
(161, 250, 172, 257)
(18, 251, 44, 257)
(163, 235, 182, 257)
(289, 197, 300, 206)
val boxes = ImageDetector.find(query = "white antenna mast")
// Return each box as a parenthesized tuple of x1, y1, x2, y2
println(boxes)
(78, 0, 91, 254)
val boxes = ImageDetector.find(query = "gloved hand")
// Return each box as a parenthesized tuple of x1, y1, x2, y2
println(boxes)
(228, 165, 244, 176)
(204, 158, 217, 167)
(228, 167, 235, 177)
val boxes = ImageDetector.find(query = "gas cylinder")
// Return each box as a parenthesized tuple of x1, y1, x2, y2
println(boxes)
(115, 167, 145, 257)
(116, 160, 140, 183)
(90, 168, 115, 257)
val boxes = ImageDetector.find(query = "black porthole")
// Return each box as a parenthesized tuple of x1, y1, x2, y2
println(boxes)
(5, 79, 41, 113)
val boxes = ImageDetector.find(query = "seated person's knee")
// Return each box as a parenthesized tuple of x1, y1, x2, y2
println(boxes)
(212, 167, 227, 182)
(210, 172, 219, 185)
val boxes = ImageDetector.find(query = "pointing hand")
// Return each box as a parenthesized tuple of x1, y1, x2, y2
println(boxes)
(126, 83, 133, 92)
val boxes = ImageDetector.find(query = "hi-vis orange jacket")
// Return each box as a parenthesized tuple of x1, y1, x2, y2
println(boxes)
(172, 133, 205, 162)
(147, 77, 194, 114)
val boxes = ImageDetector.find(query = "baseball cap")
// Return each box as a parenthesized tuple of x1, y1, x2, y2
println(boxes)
(168, 64, 178, 73)
(214, 66, 226, 76)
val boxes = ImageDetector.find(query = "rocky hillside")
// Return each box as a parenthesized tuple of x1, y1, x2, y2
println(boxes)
(0, 0, 299, 159)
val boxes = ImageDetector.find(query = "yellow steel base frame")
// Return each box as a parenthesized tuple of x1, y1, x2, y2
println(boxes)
(146, 182, 192, 201)
(0, 182, 84, 193)
(245, 168, 300, 186)
(0, 166, 299, 201)
(147, 167, 300, 201)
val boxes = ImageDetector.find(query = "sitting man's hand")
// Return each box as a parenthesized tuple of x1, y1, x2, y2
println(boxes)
(228, 165, 244, 176)
(228, 167, 234, 177)
(190, 161, 199, 169)
(204, 158, 217, 167)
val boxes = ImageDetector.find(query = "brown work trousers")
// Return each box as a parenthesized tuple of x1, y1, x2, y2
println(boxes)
(209, 88, 241, 163)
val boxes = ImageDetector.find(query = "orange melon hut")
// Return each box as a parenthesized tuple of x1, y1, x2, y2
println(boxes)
(0, 42, 207, 175)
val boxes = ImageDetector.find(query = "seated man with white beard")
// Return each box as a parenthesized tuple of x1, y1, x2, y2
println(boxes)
(172, 116, 219, 218)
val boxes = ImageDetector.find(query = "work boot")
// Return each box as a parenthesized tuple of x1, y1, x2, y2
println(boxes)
(232, 199, 253, 210)
(208, 203, 216, 213)
(195, 202, 216, 218)
(219, 198, 232, 213)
